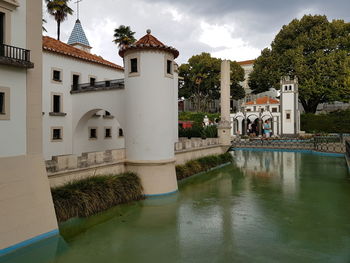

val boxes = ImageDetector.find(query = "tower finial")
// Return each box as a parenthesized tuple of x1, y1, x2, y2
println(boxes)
(146, 29, 151, 34)
(74, 0, 83, 20)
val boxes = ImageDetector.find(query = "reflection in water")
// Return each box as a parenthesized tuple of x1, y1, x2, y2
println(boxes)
(1, 151, 350, 263)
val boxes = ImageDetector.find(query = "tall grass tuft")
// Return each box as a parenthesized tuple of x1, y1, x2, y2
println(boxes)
(51, 172, 144, 223)
(176, 152, 233, 180)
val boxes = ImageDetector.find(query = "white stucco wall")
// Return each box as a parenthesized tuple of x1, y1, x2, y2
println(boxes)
(124, 50, 176, 161)
(42, 52, 124, 159)
(281, 85, 296, 134)
(0, 0, 27, 157)
(0, 66, 27, 157)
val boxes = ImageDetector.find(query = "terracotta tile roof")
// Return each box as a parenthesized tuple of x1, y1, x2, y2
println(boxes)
(43, 36, 124, 71)
(119, 30, 179, 58)
(245, 96, 279, 105)
(237, 59, 255, 66)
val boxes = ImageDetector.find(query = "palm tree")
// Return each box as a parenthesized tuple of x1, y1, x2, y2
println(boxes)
(45, 0, 73, 41)
(113, 25, 136, 48)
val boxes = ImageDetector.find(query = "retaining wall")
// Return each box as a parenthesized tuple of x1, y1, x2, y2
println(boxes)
(46, 138, 225, 187)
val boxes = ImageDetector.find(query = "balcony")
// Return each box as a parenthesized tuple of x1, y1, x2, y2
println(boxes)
(71, 79, 124, 94)
(0, 43, 34, 68)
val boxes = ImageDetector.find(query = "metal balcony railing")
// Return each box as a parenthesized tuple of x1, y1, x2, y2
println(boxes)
(0, 43, 33, 68)
(71, 78, 124, 93)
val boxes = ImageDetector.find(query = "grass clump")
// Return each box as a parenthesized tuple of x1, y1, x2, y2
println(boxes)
(51, 172, 144, 223)
(176, 152, 233, 180)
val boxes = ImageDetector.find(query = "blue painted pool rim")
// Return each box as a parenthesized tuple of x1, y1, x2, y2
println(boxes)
(232, 147, 345, 158)
(0, 229, 59, 257)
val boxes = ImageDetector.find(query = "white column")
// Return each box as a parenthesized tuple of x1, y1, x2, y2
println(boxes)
(218, 60, 232, 145)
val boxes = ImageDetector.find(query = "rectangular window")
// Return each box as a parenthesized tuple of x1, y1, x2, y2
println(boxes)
(246, 109, 251, 112)
(272, 107, 277, 113)
(105, 80, 111, 87)
(167, 60, 172, 74)
(130, 58, 138, 73)
(72, 74, 79, 90)
(119, 128, 124, 137)
(0, 12, 4, 45)
(89, 128, 97, 139)
(53, 70, 61, 82)
(90, 77, 96, 86)
(0, 92, 4, 114)
(105, 128, 112, 138)
(53, 95, 61, 113)
(52, 128, 62, 141)
(286, 113, 291, 120)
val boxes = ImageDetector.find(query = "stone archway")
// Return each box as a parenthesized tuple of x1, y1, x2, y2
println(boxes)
(72, 108, 125, 156)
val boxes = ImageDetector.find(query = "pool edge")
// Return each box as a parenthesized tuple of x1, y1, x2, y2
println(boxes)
(0, 229, 59, 257)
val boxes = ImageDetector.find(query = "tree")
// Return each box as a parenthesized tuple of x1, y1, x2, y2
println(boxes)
(179, 52, 244, 112)
(113, 25, 136, 47)
(45, 0, 73, 41)
(249, 15, 350, 113)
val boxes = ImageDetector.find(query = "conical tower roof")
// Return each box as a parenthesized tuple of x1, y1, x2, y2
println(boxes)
(67, 19, 91, 48)
(119, 29, 179, 58)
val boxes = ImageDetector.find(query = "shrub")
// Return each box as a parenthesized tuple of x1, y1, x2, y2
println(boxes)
(179, 125, 218, 138)
(176, 152, 233, 180)
(51, 172, 144, 223)
(179, 112, 220, 125)
(301, 110, 350, 133)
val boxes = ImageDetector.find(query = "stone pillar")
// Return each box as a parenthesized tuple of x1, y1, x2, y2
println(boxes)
(218, 60, 232, 145)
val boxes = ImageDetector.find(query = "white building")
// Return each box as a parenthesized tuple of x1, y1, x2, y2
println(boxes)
(0, 0, 57, 254)
(42, 19, 125, 160)
(231, 77, 300, 136)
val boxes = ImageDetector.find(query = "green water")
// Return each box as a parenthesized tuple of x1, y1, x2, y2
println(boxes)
(2, 151, 350, 263)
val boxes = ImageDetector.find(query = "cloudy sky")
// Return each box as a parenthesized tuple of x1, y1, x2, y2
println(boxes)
(43, 0, 350, 66)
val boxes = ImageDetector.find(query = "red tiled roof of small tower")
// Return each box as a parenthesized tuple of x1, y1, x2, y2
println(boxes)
(237, 59, 255, 66)
(43, 36, 124, 71)
(245, 96, 279, 105)
(119, 29, 179, 58)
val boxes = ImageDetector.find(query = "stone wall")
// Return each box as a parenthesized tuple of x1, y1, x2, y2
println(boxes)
(46, 138, 225, 187)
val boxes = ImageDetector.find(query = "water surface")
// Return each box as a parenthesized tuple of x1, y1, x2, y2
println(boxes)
(2, 150, 350, 263)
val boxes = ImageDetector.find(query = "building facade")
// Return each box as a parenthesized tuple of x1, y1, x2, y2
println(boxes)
(0, 0, 57, 254)
(42, 19, 125, 160)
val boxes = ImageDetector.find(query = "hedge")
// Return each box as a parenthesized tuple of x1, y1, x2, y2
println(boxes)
(51, 173, 144, 222)
(301, 109, 350, 133)
(179, 112, 220, 125)
(179, 124, 218, 138)
(176, 153, 233, 181)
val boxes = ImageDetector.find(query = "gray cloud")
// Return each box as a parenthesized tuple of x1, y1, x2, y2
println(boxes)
(43, 0, 350, 65)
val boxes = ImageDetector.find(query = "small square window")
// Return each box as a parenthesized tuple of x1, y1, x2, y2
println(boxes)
(90, 77, 96, 86)
(53, 95, 61, 113)
(130, 58, 138, 73)
(119, 128, 124, 137)
(105, 80, 111, 87)
(286, 113, 291, 120)
(89, 128, 97, 139)
(272, 108, 277, 113)
(105, 128, 112, 138)
(167, 60, 172, 74)
(53, 70, 61, 82)
(52, 128, 62, 140)
(0, 92, 4, 114)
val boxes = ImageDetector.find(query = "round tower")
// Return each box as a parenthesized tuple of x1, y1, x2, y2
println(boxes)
(119, 30, 179, 196)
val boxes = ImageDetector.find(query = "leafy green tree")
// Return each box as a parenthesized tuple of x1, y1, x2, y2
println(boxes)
(230, 83, 245, 100)
(179, 52, 244, 112)
(113, 25, 136, 47)
(249, 15, 350, 113)
(45, 0, 73, 41)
